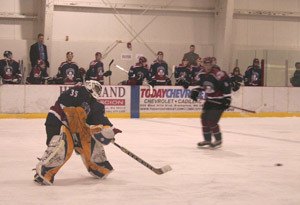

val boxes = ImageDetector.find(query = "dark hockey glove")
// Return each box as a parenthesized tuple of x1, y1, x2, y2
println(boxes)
(177, 78, 190, 89)
(182, 80, 190, 89)
(103, 70, 112, 77)
(221, 97, 231, 110)
(231, 81, 241, 92)
(190, 89, 200, 102)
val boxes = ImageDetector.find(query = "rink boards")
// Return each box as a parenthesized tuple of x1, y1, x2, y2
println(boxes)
(0, 85, 300, 118)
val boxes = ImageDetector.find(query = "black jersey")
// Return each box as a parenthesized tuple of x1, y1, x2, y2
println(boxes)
(86, 100, 113, 126)
(190, 65, 204, 85)
(0, 59, 21, 84)
(27, 65, 49, 84)
(244, 66, 262, 86)
(150, 60, 168, 77)
(174, 64, 191, 86)
(150, 60, 171, 85)
(198, 67, 231, 99)
(56, 61, 82, 85)
(128, 63, 151, 85)
(49, 86, 94, 125)
(86, 60, 105, 84)
(197, 67, 231, 109)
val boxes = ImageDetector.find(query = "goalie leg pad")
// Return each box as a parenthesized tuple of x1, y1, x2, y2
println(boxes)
(88, 160, 114, 179)
(91, 138, 108, 163)
(73, 128, 113, 179)
(34, 125, 74, 185)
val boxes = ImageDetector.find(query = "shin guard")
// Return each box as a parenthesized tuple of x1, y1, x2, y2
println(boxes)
(35, 125, 74, 185)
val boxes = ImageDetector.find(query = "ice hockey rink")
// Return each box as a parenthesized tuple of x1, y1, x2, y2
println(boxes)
(0, 117, 300, 205)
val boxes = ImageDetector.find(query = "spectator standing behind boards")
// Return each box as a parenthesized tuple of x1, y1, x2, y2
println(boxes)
(55, 52, 82, 85)
(175, 58, 191, 89)
(229, 67, 243, 92)
(0, 51, 21, 84)
(244, 58, 262, 86)
(150, 51, 171, 85)
(86, 52, 112, 85)
(26, 60, 49, 84)
(183, 45, 200, 66)
(290, 62, 300, 87)
(30, 33, 49, 68)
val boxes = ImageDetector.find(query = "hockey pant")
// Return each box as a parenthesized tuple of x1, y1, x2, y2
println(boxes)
(36, 107, 113, 184)
(201, 109, 224, 141)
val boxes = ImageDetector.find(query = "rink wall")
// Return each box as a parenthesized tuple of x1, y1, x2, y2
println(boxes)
(0, 85, 300, 118)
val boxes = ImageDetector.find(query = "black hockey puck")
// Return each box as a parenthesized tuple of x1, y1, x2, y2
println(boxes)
(275, 163, 283, 166)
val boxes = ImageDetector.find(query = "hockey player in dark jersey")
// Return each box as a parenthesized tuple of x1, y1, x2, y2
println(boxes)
(149, 51, 171, 85)
(55, 51, 82, 85)
(0, 51, 21, 84)
(86, 52, 112, 85)
(34, 80, 122, 185)
(175, 58, 191, 89)
(229, 67, 243, 92)
(190, 57, 204, 86)
(190, 57, 232, 148)
(126, 56, 153, 85)
(244, 58, 262, 86)
(26, 59, 49, 84)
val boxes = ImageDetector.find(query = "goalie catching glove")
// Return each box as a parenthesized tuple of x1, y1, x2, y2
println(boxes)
(90, 125, 122, 145)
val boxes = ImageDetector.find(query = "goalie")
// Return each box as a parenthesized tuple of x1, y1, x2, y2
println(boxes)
(33, 80, 122, 185)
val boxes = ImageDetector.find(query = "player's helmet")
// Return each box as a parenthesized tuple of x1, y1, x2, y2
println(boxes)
(138, 56, 147, 64)
(3, 51, 12, 58)
(84, 80, 102, 100)
(203, 57, 212, 64)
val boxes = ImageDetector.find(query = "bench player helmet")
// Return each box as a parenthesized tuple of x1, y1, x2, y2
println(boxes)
(84, 80, 102, 100)
(4, 51, 12, 58)
(138, 56, 147, 64)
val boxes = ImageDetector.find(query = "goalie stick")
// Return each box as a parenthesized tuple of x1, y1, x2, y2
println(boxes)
(113, 142, 172, 175)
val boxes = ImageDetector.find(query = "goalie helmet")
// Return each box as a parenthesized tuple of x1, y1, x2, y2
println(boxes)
(84, 80, 102, 100)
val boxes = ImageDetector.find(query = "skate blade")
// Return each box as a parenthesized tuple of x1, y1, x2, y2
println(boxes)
(197, 145, 212, 149)
(197, 145, 222, 150)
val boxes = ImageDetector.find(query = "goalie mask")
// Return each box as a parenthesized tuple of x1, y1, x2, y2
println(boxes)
(84, 80, 102, 100)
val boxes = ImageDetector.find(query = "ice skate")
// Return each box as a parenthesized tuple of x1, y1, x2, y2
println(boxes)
(34, 164, 53, 185)
(210, 140, 222, 148)
(197, 140, 212, 148)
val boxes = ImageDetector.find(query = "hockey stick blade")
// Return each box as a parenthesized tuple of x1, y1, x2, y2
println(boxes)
(154, 165, 172, 175)
(113, 142, 172, 175)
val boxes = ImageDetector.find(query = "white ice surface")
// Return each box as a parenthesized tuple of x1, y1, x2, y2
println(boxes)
(0, 118, 300, 205)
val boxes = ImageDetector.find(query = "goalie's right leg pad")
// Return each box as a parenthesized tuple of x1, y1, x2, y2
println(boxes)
(34, 125, 74, 185)
(78, 135, 114, 179)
